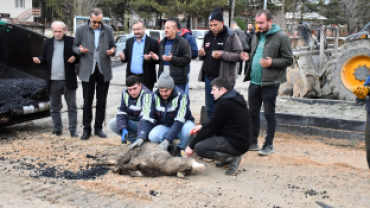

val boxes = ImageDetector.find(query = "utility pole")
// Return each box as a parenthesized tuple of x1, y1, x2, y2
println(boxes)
(230, 0, 235, 26)
(264, 0, 267, 10)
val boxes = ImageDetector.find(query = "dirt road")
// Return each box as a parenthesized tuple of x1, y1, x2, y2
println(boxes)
(1, 83, 369, 207)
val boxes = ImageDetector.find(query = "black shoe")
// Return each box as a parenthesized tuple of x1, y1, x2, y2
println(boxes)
(258, 144, 274, 156)
(95, 130, 107, 138)
(249, 143, 261, 151)
(81, 130, 91, 140)
(70, 130, 78, 138)
(52, 130, 62, 136)
(214, 152, 234, 167)
(225, 156, 243, 176)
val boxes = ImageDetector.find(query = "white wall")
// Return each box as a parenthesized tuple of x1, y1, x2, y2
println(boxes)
(0, 0, 34, 22)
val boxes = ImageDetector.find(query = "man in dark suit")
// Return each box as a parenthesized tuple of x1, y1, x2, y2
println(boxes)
(119, 20, 160, 91)
(33, 21, 79, 137)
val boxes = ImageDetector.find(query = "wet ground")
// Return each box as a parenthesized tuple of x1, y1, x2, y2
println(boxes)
(0, 61, 369, 207)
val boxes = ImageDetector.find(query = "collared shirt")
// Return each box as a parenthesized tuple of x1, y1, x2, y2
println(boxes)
(93, 27, 101, 48)
(130, 34, 146, 74)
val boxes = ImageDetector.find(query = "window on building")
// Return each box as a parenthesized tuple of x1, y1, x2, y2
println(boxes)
(15, 0, 25, 8)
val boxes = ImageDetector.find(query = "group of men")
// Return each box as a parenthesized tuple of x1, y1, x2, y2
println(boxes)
(33, 7, 294, 175)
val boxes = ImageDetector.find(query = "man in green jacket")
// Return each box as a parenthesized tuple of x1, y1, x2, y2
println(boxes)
(241, 9, 293, 156)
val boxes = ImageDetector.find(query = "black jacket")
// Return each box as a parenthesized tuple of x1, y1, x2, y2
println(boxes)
(122, 35, 160, 89)
(38, 35, 79, 94)
(188, 89, 252, 154)
(158, 34, 191, 85)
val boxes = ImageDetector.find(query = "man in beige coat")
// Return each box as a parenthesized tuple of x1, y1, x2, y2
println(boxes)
(198, 7, 242, 120)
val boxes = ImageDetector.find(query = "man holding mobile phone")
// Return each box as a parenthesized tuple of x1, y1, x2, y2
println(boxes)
(240, 10, 293, 156)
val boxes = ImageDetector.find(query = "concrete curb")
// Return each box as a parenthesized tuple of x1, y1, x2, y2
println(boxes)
(260, 112, 365, 140)
(278, 96, 364, 106)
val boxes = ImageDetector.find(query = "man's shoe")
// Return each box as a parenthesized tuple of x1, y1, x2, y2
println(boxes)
(214, 152, 234, 167)
(249, 143, 261, 151)
(52, 130, 62, 136)
(225, 156, 243, 176)
(95, 130, 107, 138)
(70, 130, 78, 138)
(258, 145, 274, 156)
(81, 131, 91, 140)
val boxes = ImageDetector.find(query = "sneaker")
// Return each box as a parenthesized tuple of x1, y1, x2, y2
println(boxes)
(258, 145, 274, 156)
(52, 130, 62, 136)
(249, 143, 261, 151)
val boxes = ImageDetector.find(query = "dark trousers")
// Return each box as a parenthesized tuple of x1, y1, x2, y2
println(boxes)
(365, 111, 370, 169)
(82, 67, 110, 132)
(49, 80, 77, 132)
(248, 83, 279, 146)
(194, 136, 242, 159)
(237, 61, 243, 75)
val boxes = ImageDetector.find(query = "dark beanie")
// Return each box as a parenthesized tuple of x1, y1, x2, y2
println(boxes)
(209, 7, 223, 21)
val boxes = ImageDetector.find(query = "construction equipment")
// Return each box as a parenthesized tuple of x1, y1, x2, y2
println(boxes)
(281, 22, 370, 101)
(0, 21, 50, 127)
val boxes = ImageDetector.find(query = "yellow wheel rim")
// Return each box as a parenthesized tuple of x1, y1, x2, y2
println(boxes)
(341, 55, 370, 90)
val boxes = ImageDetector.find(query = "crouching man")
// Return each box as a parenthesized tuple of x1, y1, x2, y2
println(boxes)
(129, 72, 195, 156)
(108, 75, 152, 143)
(184, 77, 252, 176)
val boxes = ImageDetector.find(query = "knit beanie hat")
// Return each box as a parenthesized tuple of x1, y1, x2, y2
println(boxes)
(209, 7, 223, 21)
(157, 71, 175, 89)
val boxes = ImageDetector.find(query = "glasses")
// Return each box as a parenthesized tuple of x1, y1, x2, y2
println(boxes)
(92, 21, 102, 25)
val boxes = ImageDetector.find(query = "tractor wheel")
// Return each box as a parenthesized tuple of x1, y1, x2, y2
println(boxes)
(326, 39, 370, 100)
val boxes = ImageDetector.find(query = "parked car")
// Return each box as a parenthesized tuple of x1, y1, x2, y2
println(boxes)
(115, 33, 134, 55)
(191, 30, 209, 50)
(145, 29, 165, 43)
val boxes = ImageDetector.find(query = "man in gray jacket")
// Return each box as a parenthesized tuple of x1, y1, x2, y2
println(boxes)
(198, 7, 242, 120)
(73, 8, 116, 140)
(241, 10, 293, 155)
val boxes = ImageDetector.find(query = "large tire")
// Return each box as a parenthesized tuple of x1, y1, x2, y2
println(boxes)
(326, 39, 370, 101)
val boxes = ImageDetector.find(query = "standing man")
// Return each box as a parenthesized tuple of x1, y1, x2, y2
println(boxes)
(246, 23, 256, 39)
(33, 21, 79, 137)
(150, 19, 191, 91)
(184, 77, 252, 176)
(129, 72, 195, 157)
(119, 20, 160, 91)
(168, 17, 198, 95)
(230, 21, 250, 75)
(198, 7, 243, 120)
(73, 8, 116, 140)
(108, 75, 152, 144)
(241, 10, 293, 155)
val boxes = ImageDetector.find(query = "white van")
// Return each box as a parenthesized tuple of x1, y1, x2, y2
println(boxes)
(145, 29, 165, 43)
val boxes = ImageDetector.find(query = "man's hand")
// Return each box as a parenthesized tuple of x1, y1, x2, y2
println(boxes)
(198, 48, 206, 56)
(184, 146, 194, 158)
(129, 138, 144, 150)
(240, 52, 249, 61)
(190, 125, 202, 135)
(144, 54, 152, 61)
(162, 52, 173, 62)
(107, 47, 115, 56)
(67, 56, 76, 63)
(119, 52, 125, 60)
(149, 51, 159, 61)
(33, 57, 41, 64)
(352, 86, 370, 99)
(157, 139, 170, 151)
(212, 50, 223, 59)
(121, 129, 128, 144)
(79, 45, 89, 53)
(260, 57, 272, 67)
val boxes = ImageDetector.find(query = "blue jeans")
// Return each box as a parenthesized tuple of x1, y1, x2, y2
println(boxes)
(148, 120, 195, 149)
(108, 118, 139, 143)
(185, 73, 190, 97)
(205, 76, 215, 120)
(248, 83, 279, 146)
(175, 84, 187, 91)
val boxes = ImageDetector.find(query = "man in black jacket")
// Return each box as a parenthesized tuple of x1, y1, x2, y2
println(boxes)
(33, 21, 79, 137)
(150, 19, 191, 91)
(184, 77, 252, 176)
(119, 20, 160, 91)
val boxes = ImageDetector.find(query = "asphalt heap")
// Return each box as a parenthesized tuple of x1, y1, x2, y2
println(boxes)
(0, 79, 48, 113)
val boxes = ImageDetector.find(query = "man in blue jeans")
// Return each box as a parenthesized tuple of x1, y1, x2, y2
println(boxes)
(108, 75, 152, 144)
(241, 10, 293, 155)
(129, 72, 195, 157)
